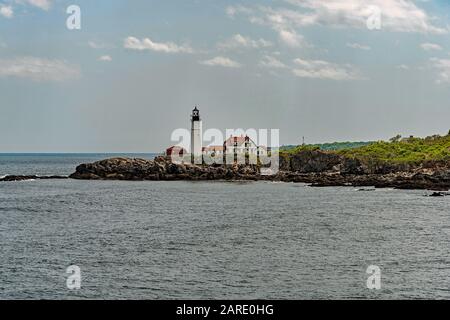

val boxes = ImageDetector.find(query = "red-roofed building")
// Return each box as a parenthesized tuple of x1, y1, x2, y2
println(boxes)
(203, 135, 267, 157)
(165, 146, 187, 157)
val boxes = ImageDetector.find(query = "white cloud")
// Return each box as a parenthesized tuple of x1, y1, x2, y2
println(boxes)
(124, 36, 194, 54)
(88, 41, 107, 49)
(397, 64, 410, 70)
(259, 55, 287, 68)
(16, 0, 52, 10)
(98, 55, 112, 62)
(0, 5, 13, 18)
(225, 6, 308, 47)
(200, 56, 242, 68)
(288, 0, 447, 33)
(347, 43, 371, 50)
(292, 58, 361, 80)
(0, 57, 80, 81)
(420, 42, 442, 51)
(226, 5, 253, 18)
(233, 0, 447, 34)
(28, 0, 51, 10)
(430, 57, 450, 84)
(278, 28, 304, 47)
(218, 34, 272, 50)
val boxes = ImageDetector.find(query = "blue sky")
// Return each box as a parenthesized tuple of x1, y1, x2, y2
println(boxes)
(1, 0, 450, 152)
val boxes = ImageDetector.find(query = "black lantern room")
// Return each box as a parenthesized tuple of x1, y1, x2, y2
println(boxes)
(191, 106, 200, 121)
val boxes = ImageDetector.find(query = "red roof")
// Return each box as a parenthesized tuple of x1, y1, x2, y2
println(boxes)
(224, 135, 263, 147)
(224, 136, 249, 147)
(166, 146, 187, 156)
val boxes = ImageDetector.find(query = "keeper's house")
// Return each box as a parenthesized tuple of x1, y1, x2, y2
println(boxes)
(203, 135, 267, 157)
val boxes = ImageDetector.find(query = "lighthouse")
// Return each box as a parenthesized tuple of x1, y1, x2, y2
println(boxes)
(191, 106, 203, 163)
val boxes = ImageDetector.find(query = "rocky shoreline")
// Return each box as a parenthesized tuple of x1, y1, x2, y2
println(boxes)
(65, 154, 450, 191)
(2, 151, 449, 191)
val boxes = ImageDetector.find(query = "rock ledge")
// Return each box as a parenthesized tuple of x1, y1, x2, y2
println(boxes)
(67, 156, 450, 191)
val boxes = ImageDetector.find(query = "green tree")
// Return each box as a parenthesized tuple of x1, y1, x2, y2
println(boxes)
(389, 134, 402, 143)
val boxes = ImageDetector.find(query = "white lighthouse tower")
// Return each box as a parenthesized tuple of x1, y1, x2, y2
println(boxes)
(190, 106, 203, 164)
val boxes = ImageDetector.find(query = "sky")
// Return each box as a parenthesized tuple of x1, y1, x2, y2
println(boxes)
(1, 0, 450, 152)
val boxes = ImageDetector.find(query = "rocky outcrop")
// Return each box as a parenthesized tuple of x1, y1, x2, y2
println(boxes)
(0, 175, 68, 182)
(280, 150, 343, 173)
(69, 157, 261, 181)
(67, 155, 450, 191)
(307, 171, 450, 191)
(428, 192, 450, 197)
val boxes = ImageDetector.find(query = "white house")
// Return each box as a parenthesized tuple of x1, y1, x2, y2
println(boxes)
(222, 135, 267, 156)
(202, 135, 267, 157)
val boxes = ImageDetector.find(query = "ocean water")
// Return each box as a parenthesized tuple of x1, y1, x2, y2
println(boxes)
(0, 154, 450, 300)
(0, 153, 158, 177)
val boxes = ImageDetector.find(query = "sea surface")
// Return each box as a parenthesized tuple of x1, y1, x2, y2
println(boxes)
(1, 154, 450, 300)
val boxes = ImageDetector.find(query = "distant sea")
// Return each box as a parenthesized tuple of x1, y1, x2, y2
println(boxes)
(1, 154, 450, 299)
(0, 153, 158, 177)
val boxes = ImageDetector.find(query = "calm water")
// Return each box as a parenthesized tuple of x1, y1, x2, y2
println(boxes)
(0, 154, 450, 299)
(0, 153, 158, 177)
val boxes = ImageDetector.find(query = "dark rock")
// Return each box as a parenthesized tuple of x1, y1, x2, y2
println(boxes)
(0, 175, 68, 182)
(429, 192, 446, 197)
(69, 157, 263, 182)
(341, 158, 368, 174)
(0, 175, 38, 182)
(284, 150, 343, 173)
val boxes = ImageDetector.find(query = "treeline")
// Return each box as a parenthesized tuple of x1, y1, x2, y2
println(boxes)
(338, 133, 450, 164)
(281, 132, 450, 164)
(281, 141, 372, 153)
